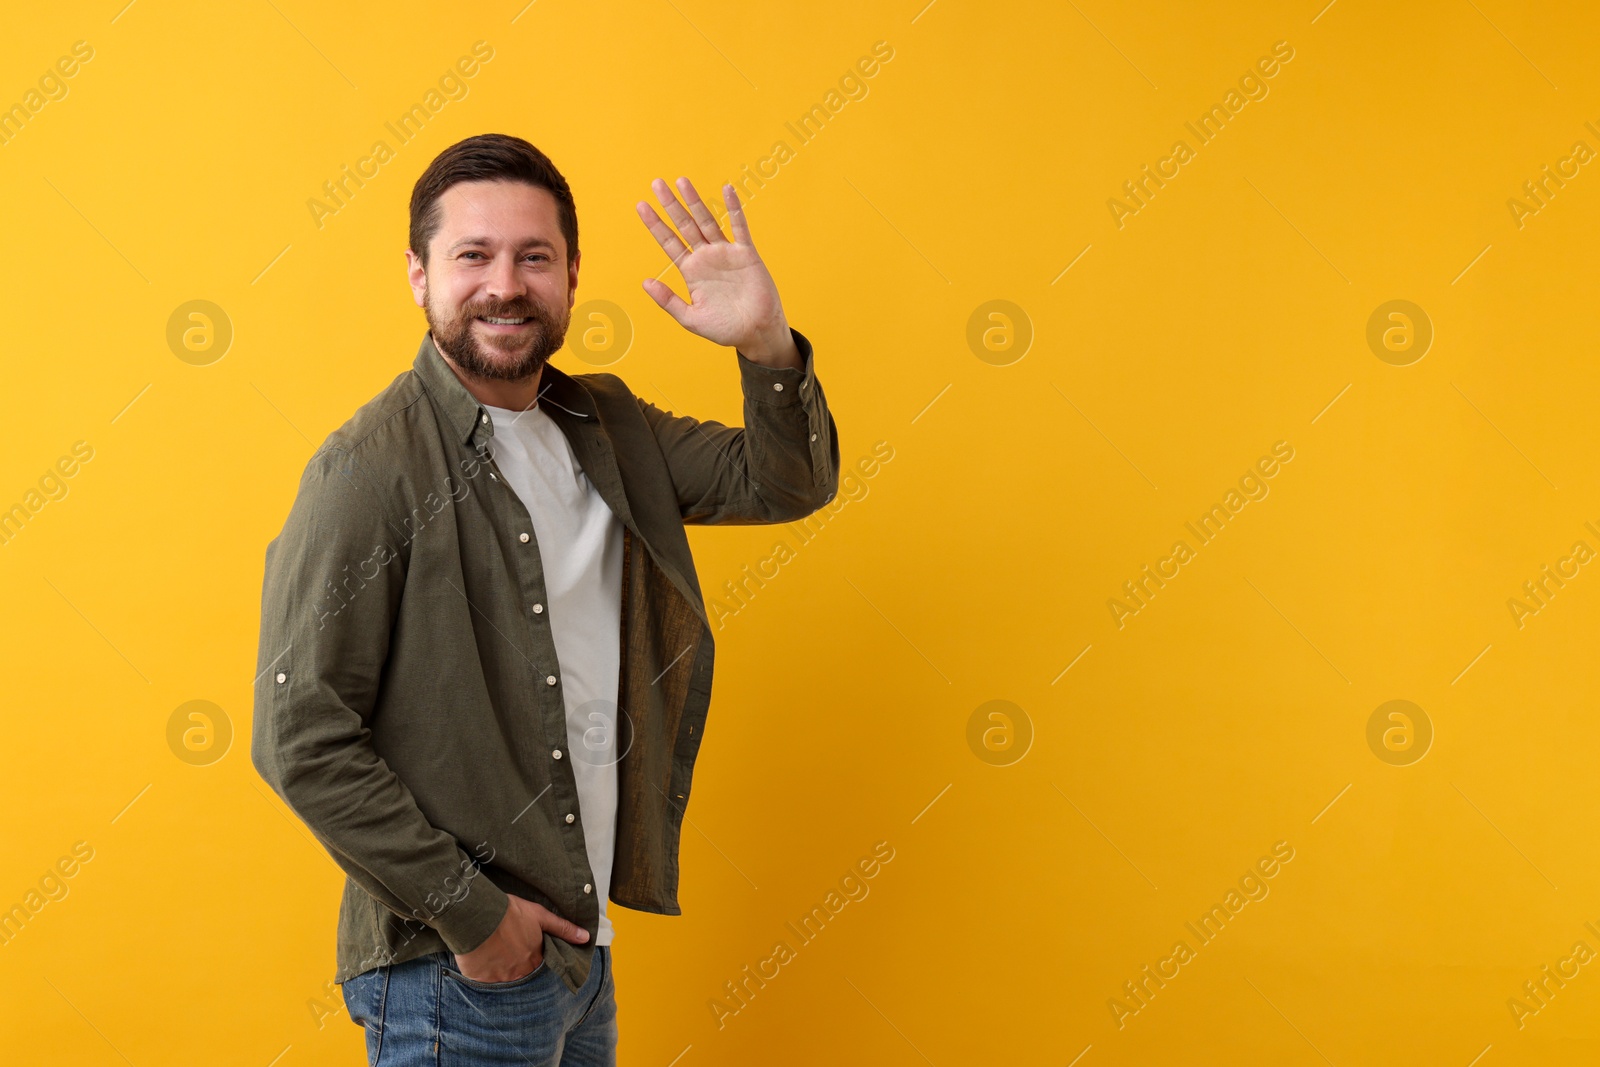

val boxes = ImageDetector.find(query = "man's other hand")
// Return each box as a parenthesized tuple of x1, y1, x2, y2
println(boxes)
(453, 895, 590, 982)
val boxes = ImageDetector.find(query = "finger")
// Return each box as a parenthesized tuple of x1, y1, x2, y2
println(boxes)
(540, 910, 591, 944)
(635, 200, 690, 267)
(641, 277, 692, 325)
(676, 176, 728, 243)
(652, 177, 708, 249)
(722, 183, 754, 246)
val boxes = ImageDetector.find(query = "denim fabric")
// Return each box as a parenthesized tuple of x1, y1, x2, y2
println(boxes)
(341, 947, 617, 1065)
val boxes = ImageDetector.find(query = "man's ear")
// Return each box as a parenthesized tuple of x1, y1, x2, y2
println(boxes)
(567, 249, 580, 308)
(405, 248, 428, 308)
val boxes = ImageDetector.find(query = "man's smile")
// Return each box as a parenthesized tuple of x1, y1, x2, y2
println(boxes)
(477, 315, 533, 332)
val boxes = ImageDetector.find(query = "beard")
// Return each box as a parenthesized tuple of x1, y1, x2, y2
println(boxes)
(425, 289, 570, 382)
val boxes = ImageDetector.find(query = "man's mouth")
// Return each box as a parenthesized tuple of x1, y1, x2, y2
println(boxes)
(478, 316, 532, 327)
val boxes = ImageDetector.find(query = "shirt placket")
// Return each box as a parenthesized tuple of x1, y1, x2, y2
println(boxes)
(468, 412, 600, 927)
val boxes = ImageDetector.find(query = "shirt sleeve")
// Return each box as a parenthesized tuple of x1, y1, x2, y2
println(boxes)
(250, 445, 510, 955)
(637, 326, 841, 525)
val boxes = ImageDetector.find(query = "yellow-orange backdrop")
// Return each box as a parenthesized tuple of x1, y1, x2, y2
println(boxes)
(2, 1, 1598, 1064)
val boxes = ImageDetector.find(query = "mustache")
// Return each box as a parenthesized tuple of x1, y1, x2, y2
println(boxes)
(465, 299, 545, 320)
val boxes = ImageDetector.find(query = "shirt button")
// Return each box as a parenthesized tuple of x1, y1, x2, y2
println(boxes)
(553, 749, 563, 760)
(519, 532, 530, 543)
(583, 883, 593, 894)
(546, 675, 558, 686)
(565, 813, 575, 824)
(480, 413, 488, 424)
(275, 672, 286, 684)
(810, 432, 817, 441)
(533, 603, 544, 614)
(773, 382, 784, 392)
(489, 472, 497, 481)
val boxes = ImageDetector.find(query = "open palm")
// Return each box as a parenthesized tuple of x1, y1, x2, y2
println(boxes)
(635, 177, 790, 358)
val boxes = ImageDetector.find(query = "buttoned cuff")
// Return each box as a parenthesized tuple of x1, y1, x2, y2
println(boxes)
(736, 327, 815, 407)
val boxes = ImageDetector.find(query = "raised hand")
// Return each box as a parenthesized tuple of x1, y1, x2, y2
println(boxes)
(635, 177, 800, 368)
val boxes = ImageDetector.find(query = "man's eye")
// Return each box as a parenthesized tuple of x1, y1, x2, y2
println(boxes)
(461, 252, 484, 260)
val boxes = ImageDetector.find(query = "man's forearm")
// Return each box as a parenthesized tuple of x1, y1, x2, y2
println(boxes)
(252, 446, 511, 955)
(258, 722, 512, 952)
(254, 641, 514, 955)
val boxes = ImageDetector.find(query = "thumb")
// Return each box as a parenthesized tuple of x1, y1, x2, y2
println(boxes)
(641, 278, 692, 326)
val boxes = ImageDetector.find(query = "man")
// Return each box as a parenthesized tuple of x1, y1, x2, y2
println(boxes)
(251, 133, 839, 1065)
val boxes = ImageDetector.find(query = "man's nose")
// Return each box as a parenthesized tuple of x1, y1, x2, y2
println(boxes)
(483, 253, 526, 301)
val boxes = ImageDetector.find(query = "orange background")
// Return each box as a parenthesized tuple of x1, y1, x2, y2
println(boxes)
(2, 1, 1598, 1064)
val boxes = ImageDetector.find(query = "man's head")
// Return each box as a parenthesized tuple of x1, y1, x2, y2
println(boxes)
(405, 134, 580, 382)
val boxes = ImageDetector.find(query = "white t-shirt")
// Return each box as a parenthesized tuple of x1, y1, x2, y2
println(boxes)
(484, 399, 623, 947)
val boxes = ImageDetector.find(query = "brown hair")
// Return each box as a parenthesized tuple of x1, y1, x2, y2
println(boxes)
(408, 133, 578, 267)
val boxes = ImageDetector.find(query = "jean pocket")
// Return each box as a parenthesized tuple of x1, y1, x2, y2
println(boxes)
(341, 966, 384, 1026)
(441, 955, 550, 992)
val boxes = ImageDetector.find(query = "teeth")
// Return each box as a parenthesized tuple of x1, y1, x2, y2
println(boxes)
(482, 316, 529, 325)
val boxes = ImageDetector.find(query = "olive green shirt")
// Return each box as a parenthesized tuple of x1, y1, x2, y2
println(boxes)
(251, 327, 838, 994)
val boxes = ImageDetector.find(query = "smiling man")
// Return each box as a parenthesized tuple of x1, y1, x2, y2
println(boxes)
(251, 133, 840, 1065)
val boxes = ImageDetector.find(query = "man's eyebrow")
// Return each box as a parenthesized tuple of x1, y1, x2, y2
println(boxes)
(447, 235, 559, 254)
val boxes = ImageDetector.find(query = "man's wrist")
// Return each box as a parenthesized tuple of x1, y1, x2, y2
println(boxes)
(736, 323, 801, 369)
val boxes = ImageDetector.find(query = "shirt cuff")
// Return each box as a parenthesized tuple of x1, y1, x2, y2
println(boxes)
(736, 327, 815, 407)
(433, 875, 511, 954)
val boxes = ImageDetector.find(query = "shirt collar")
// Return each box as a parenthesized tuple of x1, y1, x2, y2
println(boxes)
(412, 332, 595, 449)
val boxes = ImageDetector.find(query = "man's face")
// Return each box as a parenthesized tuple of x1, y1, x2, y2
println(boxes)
(405, 180, 579, 382)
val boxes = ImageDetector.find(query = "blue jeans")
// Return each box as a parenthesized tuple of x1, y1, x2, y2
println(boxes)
(340, 948, 617, 1066)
